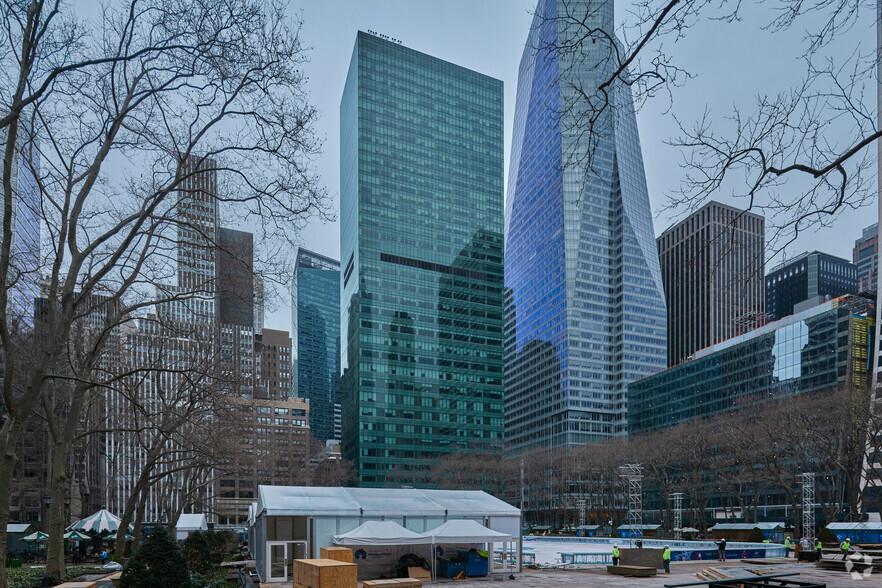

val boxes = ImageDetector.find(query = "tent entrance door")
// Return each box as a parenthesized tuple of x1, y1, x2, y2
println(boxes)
(266, 541, 307, 582)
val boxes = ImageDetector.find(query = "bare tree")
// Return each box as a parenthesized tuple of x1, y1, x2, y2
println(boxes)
(541, 0, 877, 254)
(0, 0, 327, 583)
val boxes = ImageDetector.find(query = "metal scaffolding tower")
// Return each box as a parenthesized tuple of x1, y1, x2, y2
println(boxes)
(671, 492, 684, 540)
(801, 472, 815, 541)
(619, 464, 643, 544)
(577, 499, 586, 527)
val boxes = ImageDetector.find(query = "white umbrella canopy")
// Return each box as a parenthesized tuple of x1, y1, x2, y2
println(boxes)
(22, 531, 49, 542)
(67, 509, 133, 535)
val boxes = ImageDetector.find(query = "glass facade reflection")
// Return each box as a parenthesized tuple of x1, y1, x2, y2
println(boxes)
(628, 295, 874, 434)
(340, 32, 505, 486)
(504, 0, 667, 454)
(293, 248, 341, 441)
(0, 124, 40, 328)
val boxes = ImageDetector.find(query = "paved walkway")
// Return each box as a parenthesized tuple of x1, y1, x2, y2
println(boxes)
(420, 559, 875, 587)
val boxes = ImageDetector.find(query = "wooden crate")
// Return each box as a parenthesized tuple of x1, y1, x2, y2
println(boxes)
(292, 558, 357, 588)
(319, 546, 354, 563)
(363, 580, 424, 587)
(108, 572, 123, 588)
(407, 566, 431, 580)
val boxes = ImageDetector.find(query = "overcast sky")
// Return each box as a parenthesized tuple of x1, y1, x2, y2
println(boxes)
(263, 0, 877, 332)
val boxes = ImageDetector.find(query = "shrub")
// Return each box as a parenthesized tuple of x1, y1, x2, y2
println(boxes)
(747, 527, 767, 543)
(120, 526, 191, 588)
(181, 531, 213, 575)
(816, 527, 838, 545)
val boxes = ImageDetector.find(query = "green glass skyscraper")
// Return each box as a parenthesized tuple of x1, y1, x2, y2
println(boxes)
(340, 32, 504, 487)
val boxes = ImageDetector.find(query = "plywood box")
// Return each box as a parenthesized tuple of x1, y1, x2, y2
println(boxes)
(407, 567, 431, 580)
(320, 546, 354, 563)
(363, 580, 424, 587)
(292, 558, 357, 588)
(55, 583, 97, 588)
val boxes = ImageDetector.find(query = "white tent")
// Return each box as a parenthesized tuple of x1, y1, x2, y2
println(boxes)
(420, 519, 512, 543)
(175, 513, 208, 541)
(334, 520, 432, 546)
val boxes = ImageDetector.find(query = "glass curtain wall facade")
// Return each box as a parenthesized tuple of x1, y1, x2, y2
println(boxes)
(766, 251, 858, 319)
(629, 294, 875, 434)
(340, 32, 505, 486)
(0, 124, 40, 329)
(293, 248, 341, 441)
(504, 0, 667, 454)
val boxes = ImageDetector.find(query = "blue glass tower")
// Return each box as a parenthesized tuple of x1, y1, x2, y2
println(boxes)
(504, 0, 667, 454)
(0, 123, 40, 329)
(293, 248, 341, 441)
(340, 32, 505, 487)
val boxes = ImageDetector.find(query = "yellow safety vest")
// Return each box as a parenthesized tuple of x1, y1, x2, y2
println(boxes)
(663, 548, 671, 561)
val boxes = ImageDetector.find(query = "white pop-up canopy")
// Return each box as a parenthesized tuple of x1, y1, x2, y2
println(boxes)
(420, 519, 512, 543)
(334, 520, 432, 546)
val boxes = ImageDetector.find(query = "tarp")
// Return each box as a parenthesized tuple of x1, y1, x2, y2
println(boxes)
(420, 519, 512, 543)
(334, 520, 432, 546)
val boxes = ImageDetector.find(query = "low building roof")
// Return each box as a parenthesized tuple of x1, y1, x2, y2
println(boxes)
(7, 523, 31, 534)
(256, 486, 519, 519)
(711, 522, 785, 530)
(618, 524, 662, 530)
(827, 522, 882, 531)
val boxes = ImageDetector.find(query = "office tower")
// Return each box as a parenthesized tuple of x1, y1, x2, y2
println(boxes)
(766, 251, 858, 319)
(293, 248, 341, 440)
(854, 223, 878, 292)
(216, 227, 255, 328)
(0, 124, 40, 328)
(657, 202, 765, 366)
(256, 328, 293, 400)
(504, 0, 667, 453)
(629, 293, 875, 434)
(340, 32, 505, 486)
(215, 396, 309, 527)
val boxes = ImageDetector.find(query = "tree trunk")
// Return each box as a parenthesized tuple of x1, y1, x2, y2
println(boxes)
(0, 447, 19, 588)
(45, 440, 70, 578)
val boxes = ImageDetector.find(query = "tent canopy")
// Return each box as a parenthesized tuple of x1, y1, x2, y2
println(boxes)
(176, 513, 208, 531)
(420, 519, 511, 543)
(67, 508, 133, 535)
(22, 531, 48, 542)
(334, 520, 432, 546)
(257, 486, 520, 519)
(63, 530, 89, 541)
(7, 523, 31, 534)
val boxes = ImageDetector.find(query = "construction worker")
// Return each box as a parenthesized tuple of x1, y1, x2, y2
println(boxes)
(714, 537, 727, 562)
(815, 538, 823, 559)
(612, 545, 620, 566)
(784, 536, 792, 557)
(762, 538, 770, 543)
(840, 537, 851, 560)
(662, 545, 671, 574)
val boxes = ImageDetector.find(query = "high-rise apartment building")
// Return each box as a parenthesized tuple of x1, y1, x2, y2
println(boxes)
(657, 202, 765, 366)
(854, 223, 878, 292)
(340, 32, 505, 486)
(292, 248, 340, 441)
(766, 251, 858, 319)
(504, 0, 667, 453)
